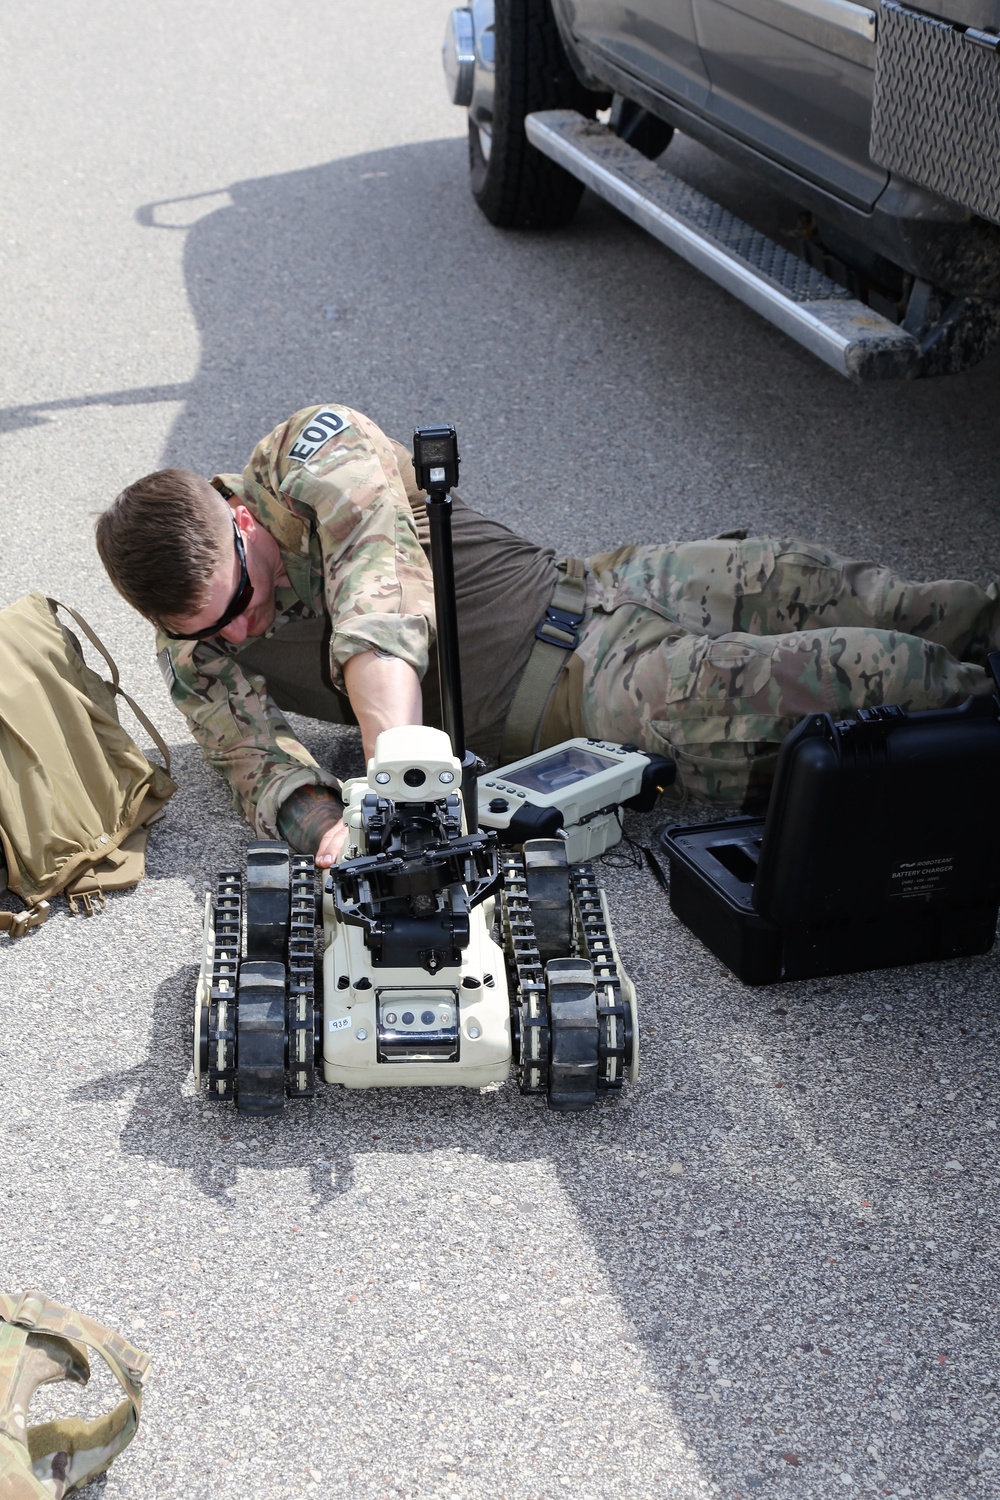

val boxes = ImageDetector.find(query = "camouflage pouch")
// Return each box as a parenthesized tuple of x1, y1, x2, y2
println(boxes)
(0, 1291, 150, 1499)
(0, 594, 177, 937)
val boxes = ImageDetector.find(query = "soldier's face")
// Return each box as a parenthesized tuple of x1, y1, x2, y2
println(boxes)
(169, 502, 279, 643)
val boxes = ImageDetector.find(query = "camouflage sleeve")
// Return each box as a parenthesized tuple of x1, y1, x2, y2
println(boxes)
(157, 636, 341, 838)
(248, 405, 435, 693)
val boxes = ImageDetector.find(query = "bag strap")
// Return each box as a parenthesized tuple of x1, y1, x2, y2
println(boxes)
(114, 686, 173, 775)
(0, 906, 49, 940)
(47, 599, 172, 775)
(0, 1292, 150, 1401)
(48, 599, 121, 689)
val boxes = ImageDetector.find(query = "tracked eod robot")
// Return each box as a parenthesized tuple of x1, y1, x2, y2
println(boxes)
(192, 427, 672, 1116)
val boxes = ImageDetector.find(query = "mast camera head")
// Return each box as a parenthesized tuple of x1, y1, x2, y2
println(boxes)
(367, 725, 462, 803)
(412, 425, 460, 494)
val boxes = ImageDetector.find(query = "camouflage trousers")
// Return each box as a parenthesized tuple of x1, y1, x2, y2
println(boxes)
(546, 535, 1000, 808)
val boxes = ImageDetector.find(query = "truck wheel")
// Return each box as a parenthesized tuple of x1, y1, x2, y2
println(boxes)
(470, 0, 604, 228)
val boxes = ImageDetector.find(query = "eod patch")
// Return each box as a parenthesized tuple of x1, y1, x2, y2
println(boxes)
(288, 409, 352, 463)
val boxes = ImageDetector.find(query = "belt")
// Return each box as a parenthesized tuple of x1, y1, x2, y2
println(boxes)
(499, 557, 587, 762)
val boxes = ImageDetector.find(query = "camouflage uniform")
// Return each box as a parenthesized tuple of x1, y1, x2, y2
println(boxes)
(550, 535, 1000, 807)
(159, 406, 436, 836)
(159, 404, 1000, 826)
(0, 1290, 149, 1499)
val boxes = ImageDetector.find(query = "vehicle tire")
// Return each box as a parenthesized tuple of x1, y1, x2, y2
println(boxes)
(244, 840, 291, 962)
(545, 957, 599, 1112)
(235, 960, 288, 1117)
(470, 0, 605, 228)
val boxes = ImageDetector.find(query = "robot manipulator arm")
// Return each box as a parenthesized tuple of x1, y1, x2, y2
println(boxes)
(328, 726, 501, 974)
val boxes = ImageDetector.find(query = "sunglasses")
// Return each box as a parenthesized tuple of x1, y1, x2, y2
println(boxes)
(164, 515, 255, 641)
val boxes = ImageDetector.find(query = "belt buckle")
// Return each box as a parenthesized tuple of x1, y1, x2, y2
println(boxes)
(535, 606, 583, 651)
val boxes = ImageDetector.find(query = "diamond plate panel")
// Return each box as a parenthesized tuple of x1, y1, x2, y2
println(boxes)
(583, 130, 851, 303)
(527, 112, 922, 378)
(871, 0, 1000, 225)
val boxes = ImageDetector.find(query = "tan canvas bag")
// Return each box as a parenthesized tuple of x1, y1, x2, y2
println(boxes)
(0, 593, 177, 937)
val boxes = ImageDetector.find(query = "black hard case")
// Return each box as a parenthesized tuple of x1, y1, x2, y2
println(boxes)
(659, 696, 1000, 984)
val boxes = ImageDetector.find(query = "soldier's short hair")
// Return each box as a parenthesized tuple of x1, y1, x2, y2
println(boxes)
(96, 470, 230, 629)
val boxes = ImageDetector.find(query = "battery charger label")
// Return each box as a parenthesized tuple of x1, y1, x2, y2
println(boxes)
(887, 855, 954, 902)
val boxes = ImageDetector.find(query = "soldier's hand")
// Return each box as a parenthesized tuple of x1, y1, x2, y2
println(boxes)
(315, 819, 350, 868)
(276, 784, 345, 862)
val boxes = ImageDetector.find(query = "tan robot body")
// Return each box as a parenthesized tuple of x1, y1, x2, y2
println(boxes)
(322, 727, 512, 1089)
(320, 901, 512, 1089)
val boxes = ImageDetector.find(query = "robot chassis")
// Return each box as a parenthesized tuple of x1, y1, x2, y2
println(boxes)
(193, 727, 639, 1115)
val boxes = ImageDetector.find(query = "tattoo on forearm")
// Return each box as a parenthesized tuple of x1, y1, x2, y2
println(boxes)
(276, 785, 344, 854)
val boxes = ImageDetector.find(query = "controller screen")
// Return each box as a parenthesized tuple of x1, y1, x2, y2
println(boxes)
(505, 747, 618, 795)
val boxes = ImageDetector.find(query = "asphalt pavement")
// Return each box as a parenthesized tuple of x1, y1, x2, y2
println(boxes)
(2, 3, 1000, 1496)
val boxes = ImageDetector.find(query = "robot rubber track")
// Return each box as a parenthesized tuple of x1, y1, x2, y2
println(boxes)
(499, 849, 638, 1111)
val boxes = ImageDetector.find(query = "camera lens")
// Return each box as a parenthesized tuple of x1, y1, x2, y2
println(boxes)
(401, 1011, 414, 1025)
(421, 1010, 435, 1026)
(403, 768, 426, 787)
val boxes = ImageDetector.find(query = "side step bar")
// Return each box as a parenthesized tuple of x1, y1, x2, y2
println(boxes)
(525, 110, 921, 382)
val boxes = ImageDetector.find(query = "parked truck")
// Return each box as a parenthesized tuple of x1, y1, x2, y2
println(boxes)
(443, 0, 1000, 379)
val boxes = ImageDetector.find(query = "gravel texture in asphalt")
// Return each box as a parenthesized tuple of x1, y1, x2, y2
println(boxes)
(2, 3, 999, 1496)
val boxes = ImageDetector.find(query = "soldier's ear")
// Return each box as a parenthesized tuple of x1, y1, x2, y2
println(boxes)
(231, 502, 256, 537)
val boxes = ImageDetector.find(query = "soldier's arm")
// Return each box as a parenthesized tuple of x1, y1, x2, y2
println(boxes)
(275, 651, 422, 867)
(157, 638, 340, 838)
(342, 649, 423, 763)
(269, 406, 436, 689)
(276, 783, 346, 862)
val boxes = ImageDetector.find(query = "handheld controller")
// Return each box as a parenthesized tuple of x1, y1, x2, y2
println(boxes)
(479, 739, 674, 863)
